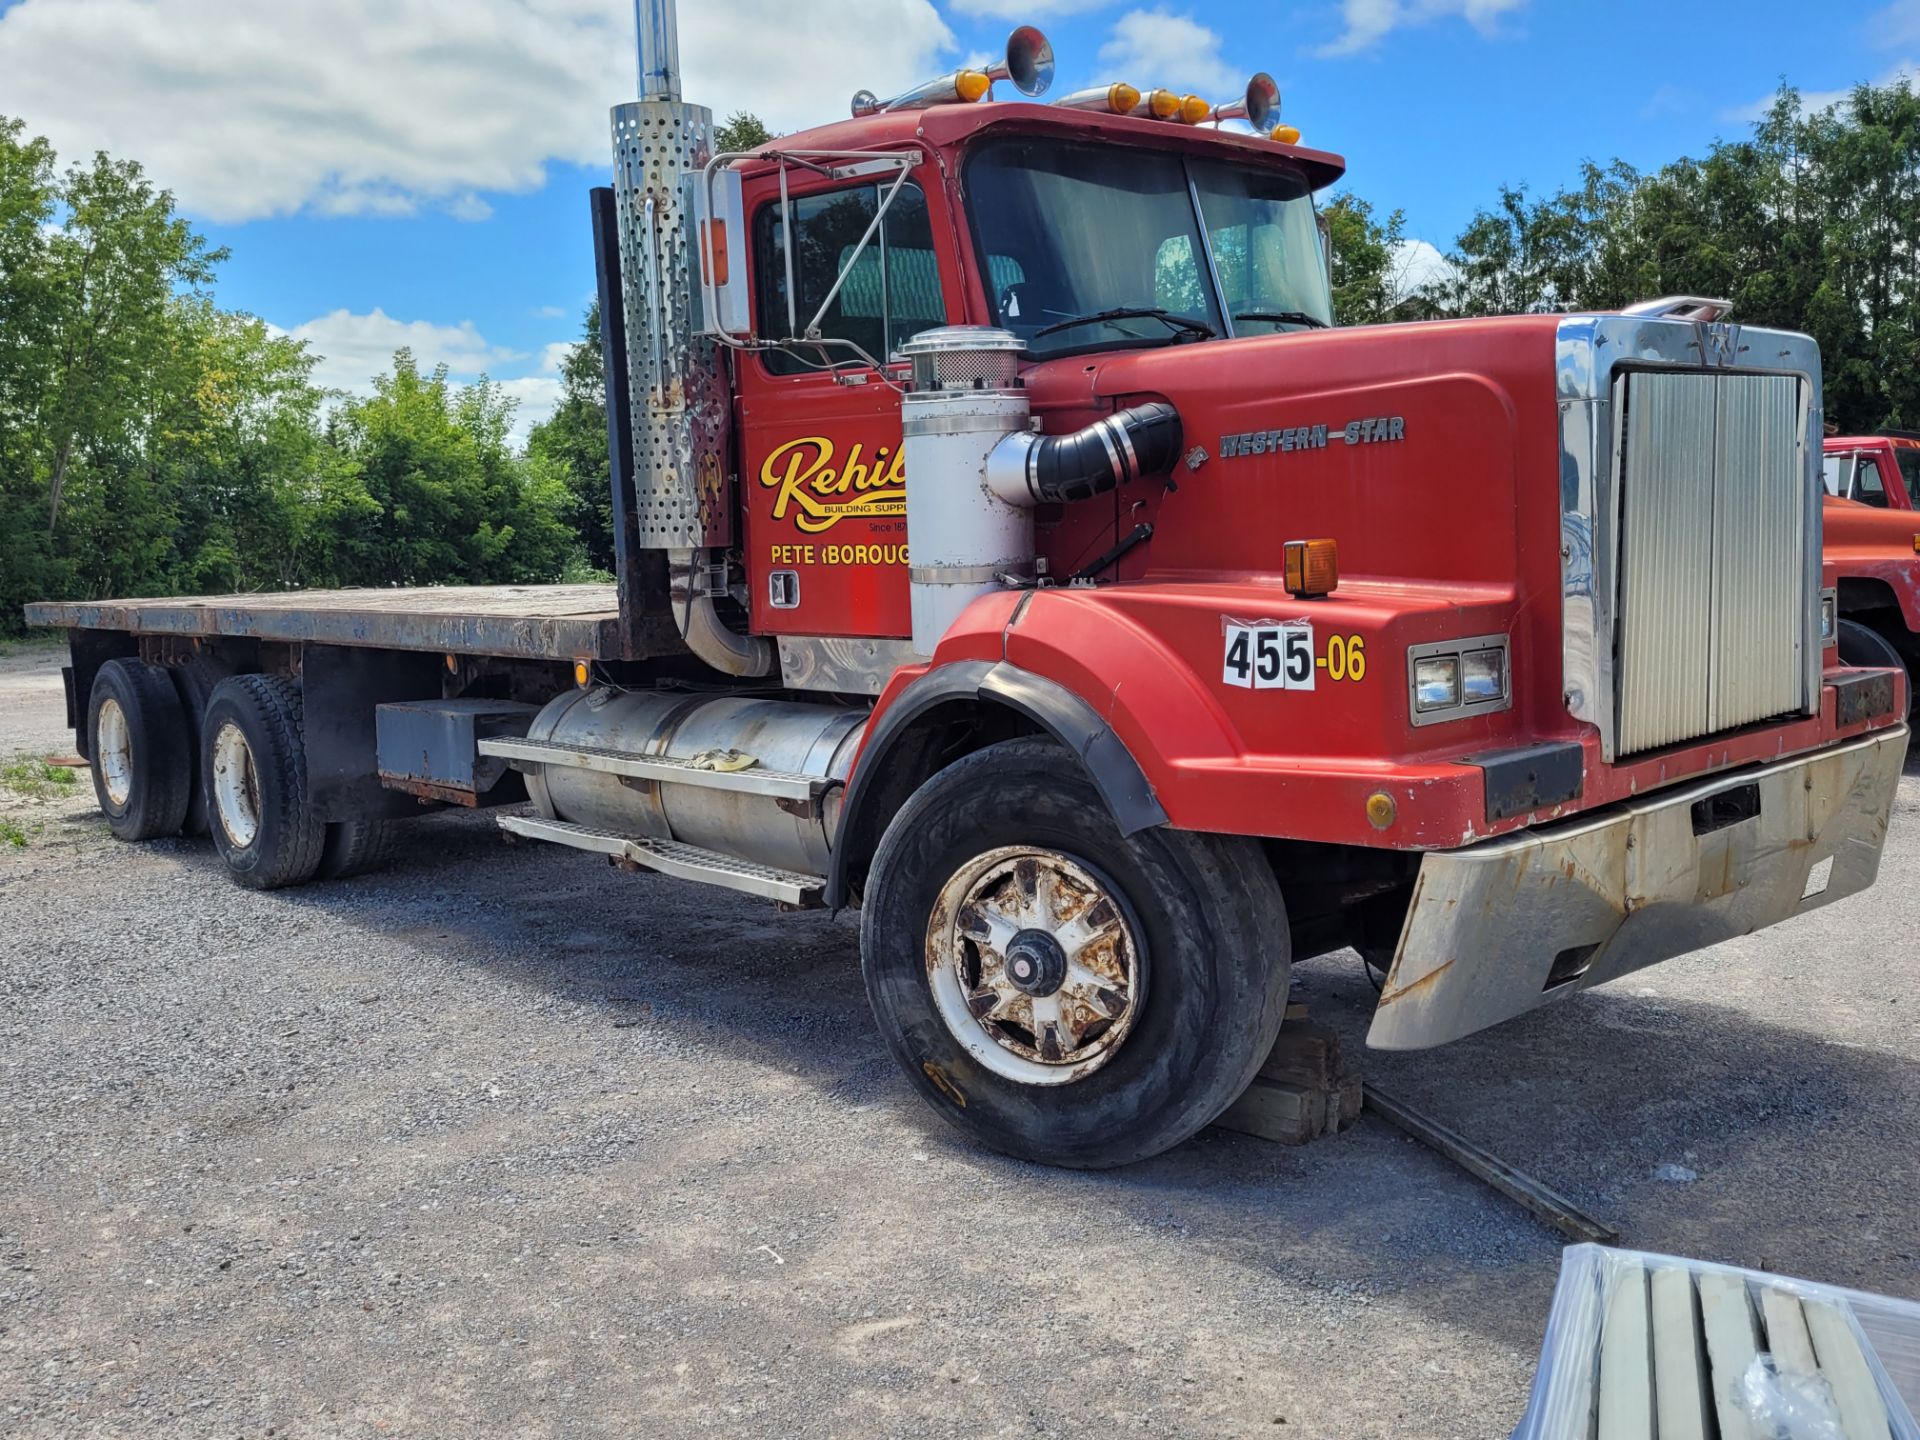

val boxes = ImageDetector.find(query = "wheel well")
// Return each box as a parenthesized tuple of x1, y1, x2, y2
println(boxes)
(834, 698, 1045, 906)
(1839, 576, 1908, 627)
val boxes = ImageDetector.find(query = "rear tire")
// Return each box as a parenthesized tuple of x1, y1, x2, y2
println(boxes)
(87, 658, 192, 842)
(170, 656, 232, 838)
(860, 736, 1291, 1169)
(318, 818, 397, 880)
(201, 674, 326, 891)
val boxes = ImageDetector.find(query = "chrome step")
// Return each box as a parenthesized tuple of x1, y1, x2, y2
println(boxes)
(478, 735, 829, 806)
(498, 814, 824, 907)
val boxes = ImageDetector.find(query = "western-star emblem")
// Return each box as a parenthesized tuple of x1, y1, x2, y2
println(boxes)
(1218, 416, 1406, 458)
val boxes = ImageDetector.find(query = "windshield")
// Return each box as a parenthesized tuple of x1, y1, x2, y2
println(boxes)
(1898, 447, 1920, 501)
(967, 137, 1330, 360)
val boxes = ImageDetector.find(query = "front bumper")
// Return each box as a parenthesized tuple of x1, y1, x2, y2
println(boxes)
(1367, 725, 1910, 1050)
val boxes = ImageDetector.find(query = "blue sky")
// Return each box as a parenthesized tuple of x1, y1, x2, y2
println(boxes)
(1, 0, 1911, 436)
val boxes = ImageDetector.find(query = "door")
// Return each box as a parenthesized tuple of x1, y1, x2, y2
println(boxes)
(734, 173, 951, 640)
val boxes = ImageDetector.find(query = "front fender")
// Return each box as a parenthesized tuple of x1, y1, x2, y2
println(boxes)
(826, 642, 1169, 908)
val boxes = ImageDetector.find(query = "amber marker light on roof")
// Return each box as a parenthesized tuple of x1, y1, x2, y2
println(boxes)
(1052, 82, 1141, 114)
(1271, 124, 1302, 144)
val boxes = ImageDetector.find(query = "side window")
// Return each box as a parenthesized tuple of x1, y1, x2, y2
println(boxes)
(1822, 454, 1849, 497)
(1855, 457, 1889, 507)
(753, 181, 939, 377)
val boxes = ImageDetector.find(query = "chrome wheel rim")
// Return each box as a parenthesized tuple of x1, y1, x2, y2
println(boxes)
(210, 721, 261, 849)
(96, 698, 133, 808)
(926, 846, 1144, 1086)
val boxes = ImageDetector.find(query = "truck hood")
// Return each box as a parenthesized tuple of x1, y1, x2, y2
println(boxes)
(1021, 315, 1567, 590)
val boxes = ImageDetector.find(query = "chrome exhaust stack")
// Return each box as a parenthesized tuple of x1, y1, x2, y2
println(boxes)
(851, 25, 1053, 116)
(634, 0, 680, 101)
(616, 0, 774, 677)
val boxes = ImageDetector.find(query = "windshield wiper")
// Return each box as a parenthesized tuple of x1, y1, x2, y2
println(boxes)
(1231, 309, 1330, 330)
(1033, 306, 1216, 341)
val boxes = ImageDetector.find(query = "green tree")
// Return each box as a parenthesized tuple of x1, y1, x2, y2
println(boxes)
(525, 301, 615, 574)
(1437, 81, 1920, 432)
(0, 118, 61, 618)
(327, 350, 574, 587)
(716, 112, 773, 154)
(1323, 192, 1417, 325)
(33, 145, 224, 532)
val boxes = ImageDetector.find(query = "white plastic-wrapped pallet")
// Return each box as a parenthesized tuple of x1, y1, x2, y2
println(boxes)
(1511, 1245, 1920, 1440)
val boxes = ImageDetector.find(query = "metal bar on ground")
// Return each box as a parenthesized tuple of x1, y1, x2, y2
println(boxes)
(1362, 1083, 1620, 1246)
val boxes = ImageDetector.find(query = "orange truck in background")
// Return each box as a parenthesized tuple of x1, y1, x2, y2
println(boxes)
(1824, 433, 1920, 708)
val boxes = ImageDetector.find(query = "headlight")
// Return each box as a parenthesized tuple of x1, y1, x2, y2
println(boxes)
(1408, 634, 1512, 726)
(1413, 656, 1460, 712)
(1461, 647, 1506, 704)
(1820, 588, 1838, 645)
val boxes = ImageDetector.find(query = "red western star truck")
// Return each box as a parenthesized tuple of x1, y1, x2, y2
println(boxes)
(27, 7, 1910, 1168)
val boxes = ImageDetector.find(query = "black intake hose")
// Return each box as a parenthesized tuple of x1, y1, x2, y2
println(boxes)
(991, 401, 1184, 506)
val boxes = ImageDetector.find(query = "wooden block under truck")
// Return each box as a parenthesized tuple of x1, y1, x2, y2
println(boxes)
(27, 5, 1909, 1168)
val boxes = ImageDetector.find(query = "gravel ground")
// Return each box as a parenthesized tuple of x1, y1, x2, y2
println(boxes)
(2, 637, 1917, 1438)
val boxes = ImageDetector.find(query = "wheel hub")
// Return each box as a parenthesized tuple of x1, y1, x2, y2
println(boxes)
(926, 847, 1145, 1086)
(1003, 930, 1067, 996)
(210, 721, 262, 850)
(96, 698, 132, 808)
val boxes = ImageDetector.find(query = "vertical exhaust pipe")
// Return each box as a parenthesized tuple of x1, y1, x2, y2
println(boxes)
(635, 0, 681, 101)
(616, 0, 774, 677)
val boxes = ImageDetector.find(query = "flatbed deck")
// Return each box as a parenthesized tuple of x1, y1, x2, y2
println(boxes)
(24, 584, 622, 662)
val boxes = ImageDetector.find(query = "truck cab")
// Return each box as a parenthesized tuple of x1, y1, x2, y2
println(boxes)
(1824, 432, 1920, 509)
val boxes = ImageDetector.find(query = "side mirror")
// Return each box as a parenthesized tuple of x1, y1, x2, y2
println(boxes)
(686, 167, 750, 337)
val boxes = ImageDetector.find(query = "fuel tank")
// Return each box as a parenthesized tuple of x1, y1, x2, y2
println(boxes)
(524, 689, 867, 876)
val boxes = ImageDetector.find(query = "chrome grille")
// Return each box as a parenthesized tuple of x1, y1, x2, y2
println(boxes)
(1614, 369, 1807, 756)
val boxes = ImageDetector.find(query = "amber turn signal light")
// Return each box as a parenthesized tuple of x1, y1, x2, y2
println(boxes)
(701, 218, 729, 286)
(1283, 538, 1339, 598)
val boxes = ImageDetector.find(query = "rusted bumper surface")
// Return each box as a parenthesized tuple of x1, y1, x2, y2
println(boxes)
(1367, 725, 1910, 1050)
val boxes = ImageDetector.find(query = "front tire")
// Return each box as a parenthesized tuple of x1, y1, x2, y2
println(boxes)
(87, 658, 193, 842)
(1840, 618, 1920, 719)
(860, 737, 1291, 1169)
(201, 674, 326, 891)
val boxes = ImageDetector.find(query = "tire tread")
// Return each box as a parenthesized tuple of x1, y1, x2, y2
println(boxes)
(89, 658, 192, 842)
(205, 673, 326, 890)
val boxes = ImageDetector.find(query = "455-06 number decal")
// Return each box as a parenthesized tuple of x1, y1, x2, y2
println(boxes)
(1222, 622, 1367, 690)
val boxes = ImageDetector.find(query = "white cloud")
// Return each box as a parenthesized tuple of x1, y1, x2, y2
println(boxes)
(0, 0, 955, 223)
(281, 308, 525, 397)
(275, 308, 575, 443)
(495, 377, 567, 442)
(1726, 59, 1918, 123)
(533, 305, 569, 319)
(1391, 239, 1454, 299)
(1318, 0, 1528, 58)
(1097, 11, 1240, 98)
